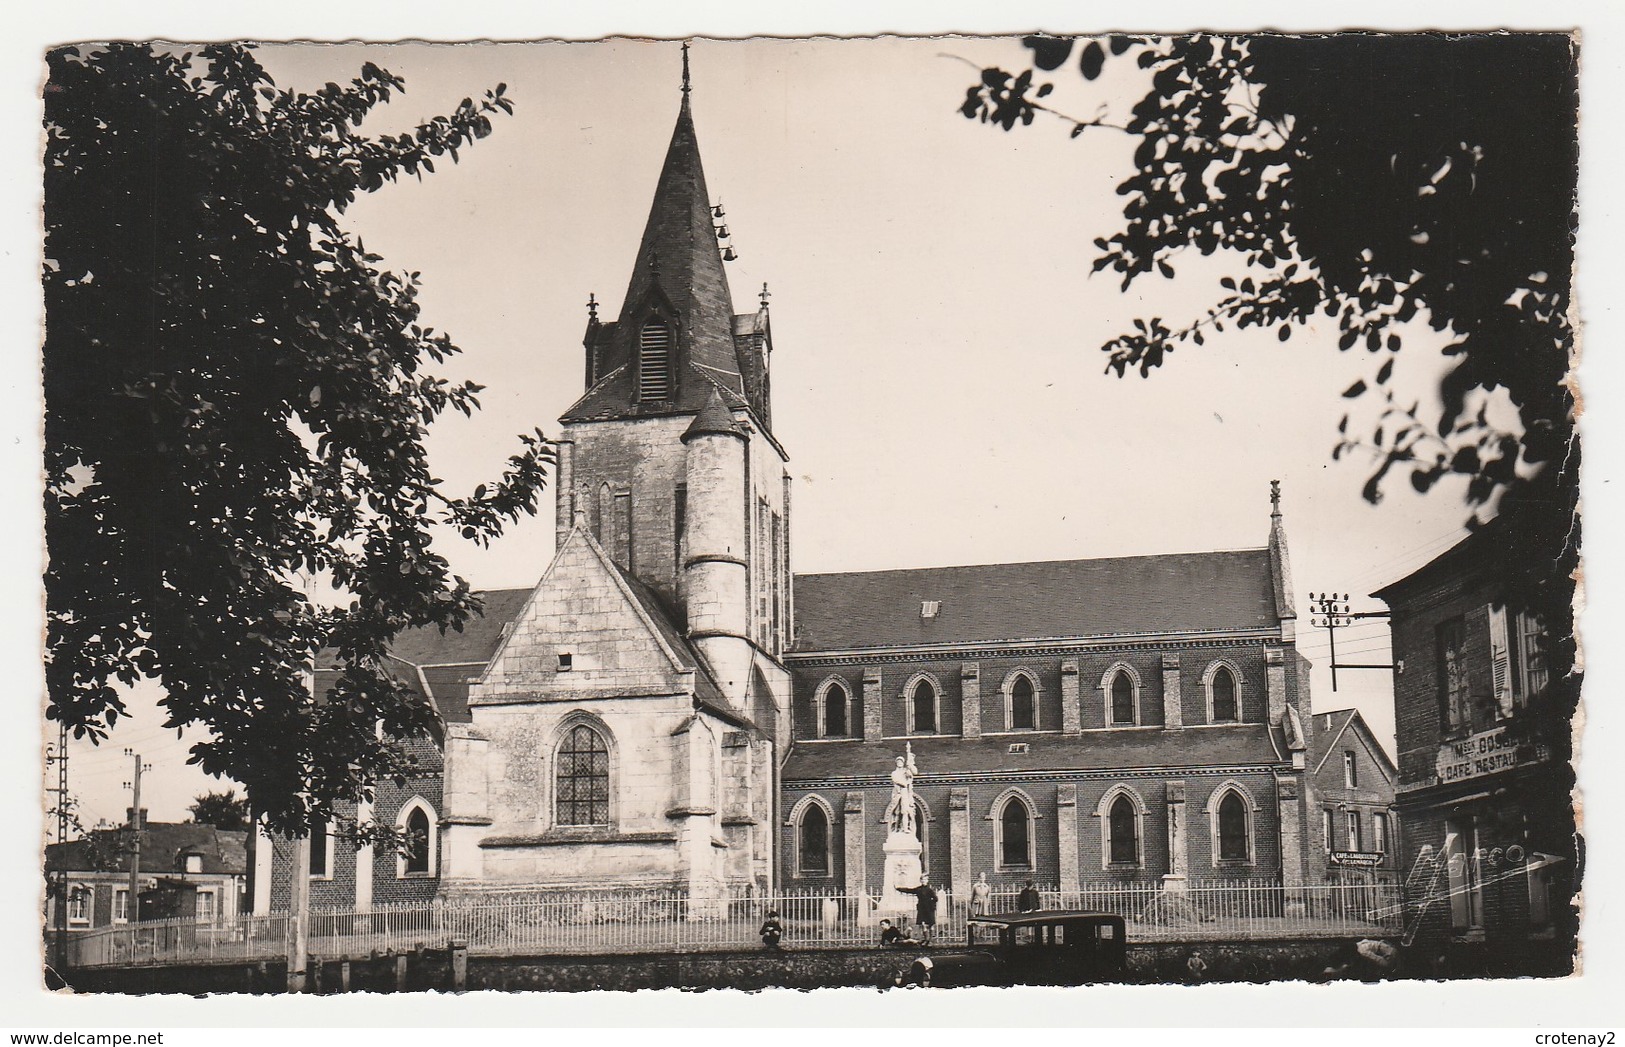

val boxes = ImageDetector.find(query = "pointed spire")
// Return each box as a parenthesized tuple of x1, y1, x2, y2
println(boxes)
(561, 47, 764, 429)
(611, 50, 738, 380)
(1268, 479, 1297, 621)
(682, 386, 744, 443)
(681, 41, 692, 98)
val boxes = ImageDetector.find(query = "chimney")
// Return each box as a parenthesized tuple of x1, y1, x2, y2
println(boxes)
(126, 807, 148, 830)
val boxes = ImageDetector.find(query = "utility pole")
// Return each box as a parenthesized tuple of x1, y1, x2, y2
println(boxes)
(1309, 593, 1394, 691)
(45, 725, 69, 970)
(122, 750, 150, 923)
(287, 568, 317, 993)
(287, 830, 310, 992)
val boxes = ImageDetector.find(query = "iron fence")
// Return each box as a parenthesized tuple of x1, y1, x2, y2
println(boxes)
(65, 913, 292, 969)
(59, 879, 1403, 969)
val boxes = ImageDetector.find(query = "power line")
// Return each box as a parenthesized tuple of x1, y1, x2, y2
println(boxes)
(1338, 525, 1474, 592)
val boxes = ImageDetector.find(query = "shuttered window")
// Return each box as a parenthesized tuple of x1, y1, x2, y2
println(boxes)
(638, 321, 672, 401)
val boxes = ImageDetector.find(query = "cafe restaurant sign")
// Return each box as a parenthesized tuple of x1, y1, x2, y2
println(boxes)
(1435, 725, 1543, 784)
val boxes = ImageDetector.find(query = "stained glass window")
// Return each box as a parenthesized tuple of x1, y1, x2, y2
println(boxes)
(556, 724, 611, 826)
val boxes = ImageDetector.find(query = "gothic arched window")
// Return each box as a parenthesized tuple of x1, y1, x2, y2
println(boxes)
(638, 320, 672, 401)
(797, 802, 830, 876)
(1110, 671, 1136, 726)
(910, 678, 937, 734)
(1211, 665, 1239, 722)
(999, 796, 1033, 869)
(556, 723, 611, 826)
(400, 801, 434, 877)
(1109, 795, 1140, 865)
(823, 682, 849, 738)
(1010, 674, 1036, 731)
(1218, 792, 1250, 862)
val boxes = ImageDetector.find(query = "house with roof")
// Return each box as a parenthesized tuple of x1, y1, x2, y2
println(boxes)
(48, 818, 247, 931)
(779, 493, 1316, 900)
(1372, 523, 1576, 976)
(1305, 708, 1398, 883)
(252, 59, 1321, 909)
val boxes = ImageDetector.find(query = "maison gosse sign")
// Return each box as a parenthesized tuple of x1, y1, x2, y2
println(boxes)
(1435, 725, 1545, 784)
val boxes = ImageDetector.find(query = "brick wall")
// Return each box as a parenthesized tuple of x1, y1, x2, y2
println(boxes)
(371, 736, 447, 906)
(789, 643, 1282, 744)
(1387, 568, 1499, 788)
(783, 768, 1285, 888)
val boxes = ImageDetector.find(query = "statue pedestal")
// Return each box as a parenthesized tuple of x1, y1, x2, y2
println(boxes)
(878, 831, 924, 920)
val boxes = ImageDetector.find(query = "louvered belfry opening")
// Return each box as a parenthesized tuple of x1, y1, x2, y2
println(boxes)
(639, 320, 673, 401)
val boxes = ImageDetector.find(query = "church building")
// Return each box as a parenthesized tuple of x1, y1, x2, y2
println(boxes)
(253, 61, 1319, 911)
(780, 495, 1317, 902)
(437, 68, 792, 897)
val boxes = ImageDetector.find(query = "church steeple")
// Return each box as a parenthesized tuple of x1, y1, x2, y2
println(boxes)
(615, 56, 738, 377)
(565, 51, 754, 428)
(555, 53, 792, 673)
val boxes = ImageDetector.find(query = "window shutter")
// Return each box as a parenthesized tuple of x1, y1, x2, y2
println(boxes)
(1488, 604, 1514, 719)
(638, 321, 672, 401)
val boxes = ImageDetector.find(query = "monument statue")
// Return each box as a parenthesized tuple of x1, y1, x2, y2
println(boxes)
(876, 743, 925, 926)
(884, 743, 918, 836)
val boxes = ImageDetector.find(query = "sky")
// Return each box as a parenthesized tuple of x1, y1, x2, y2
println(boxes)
(6, 1, 1625, 1032)
(39, 35, 1523, 827)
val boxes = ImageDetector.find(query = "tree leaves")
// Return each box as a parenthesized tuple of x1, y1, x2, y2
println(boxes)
(1022, 35, 1074, 71)
(43, 44, 549, 834)
(1080, 41, 1106, 81)
(958, 31, 1580, 767)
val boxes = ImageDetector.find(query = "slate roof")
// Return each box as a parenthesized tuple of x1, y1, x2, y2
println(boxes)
(791, 548, 1280, 653)
(782, 725, 1285, 783)
(562, 93, 773, 429)
(315, 560, 733, 724)
(46, 824, 248, 875)
(682, 386, 745, 441)
(315, 587, 531, 725)
(1308, 708, 1399, 781)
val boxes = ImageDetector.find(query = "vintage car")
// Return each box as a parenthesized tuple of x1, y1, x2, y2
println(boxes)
(902, 910, 1128, 988)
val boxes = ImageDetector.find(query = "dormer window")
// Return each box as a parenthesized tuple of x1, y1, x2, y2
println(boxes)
(639, 320, 672, 401)
(920, 601, 940, 619)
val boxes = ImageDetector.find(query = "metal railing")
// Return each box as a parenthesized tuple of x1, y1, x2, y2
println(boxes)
(60, 880, 1404, 969)
(65, 913, 293, 969)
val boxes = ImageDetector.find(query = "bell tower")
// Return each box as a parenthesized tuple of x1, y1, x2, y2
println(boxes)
(552, 50, 792, 714)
